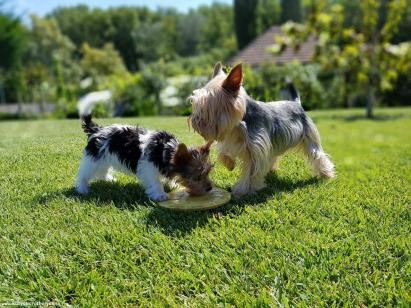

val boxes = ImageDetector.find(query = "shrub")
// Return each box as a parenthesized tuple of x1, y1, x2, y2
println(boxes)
(243, 62, 328, 110)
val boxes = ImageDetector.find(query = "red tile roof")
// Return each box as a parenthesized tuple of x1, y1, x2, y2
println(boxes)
(229, 26, 315, 66)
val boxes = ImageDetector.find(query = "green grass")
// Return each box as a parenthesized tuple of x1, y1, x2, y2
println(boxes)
(0, 108, 410, 306)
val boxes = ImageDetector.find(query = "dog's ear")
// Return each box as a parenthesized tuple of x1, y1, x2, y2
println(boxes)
(213, 61, 223, 77)
(222, 63, 242, 94)
(172, 143, 191, 166)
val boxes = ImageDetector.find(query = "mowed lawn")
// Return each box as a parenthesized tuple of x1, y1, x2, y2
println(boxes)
(0, 108, 410, 306)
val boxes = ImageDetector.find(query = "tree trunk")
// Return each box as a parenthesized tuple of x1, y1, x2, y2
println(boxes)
(281, 0, 303, 23)
(366, 30, 379, 119)
(343, 72, 350, 108)
(40, 86, 46, 114)
(16, 86, 22, 116)
(156, 93, 162, 115)
(17, 101, 22, 116)
(366, 81, 375, 119)
(0, 82, 4, 104)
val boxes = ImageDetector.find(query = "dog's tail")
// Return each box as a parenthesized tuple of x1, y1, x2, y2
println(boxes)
(302, 117, 336, 179)
(81, 114, 100, 137)
(286, 80, 301, 105)
(77, 90, 112, 118)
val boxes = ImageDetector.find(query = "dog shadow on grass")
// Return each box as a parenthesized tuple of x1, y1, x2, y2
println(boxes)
(145, 174, 321, 236)
(35, 174, 320, 237)
(35, 181, 153, 209)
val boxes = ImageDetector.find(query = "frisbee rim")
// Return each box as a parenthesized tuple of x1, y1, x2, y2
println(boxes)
(157, 187, 231, 211)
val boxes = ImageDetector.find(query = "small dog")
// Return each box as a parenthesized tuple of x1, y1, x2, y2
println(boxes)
(189, 62, 335, 197)
(75, 115, 213, 201)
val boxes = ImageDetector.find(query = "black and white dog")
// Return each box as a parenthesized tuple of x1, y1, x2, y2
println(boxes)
(75, 115, 213, 201)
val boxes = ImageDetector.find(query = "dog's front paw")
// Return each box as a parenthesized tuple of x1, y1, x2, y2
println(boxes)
(232, 189, 257, 199)
(149, 192, 169, 201)
(250, 180, 266, 192)
(232, 186, 250, 199)
(218, 154, 236, 171)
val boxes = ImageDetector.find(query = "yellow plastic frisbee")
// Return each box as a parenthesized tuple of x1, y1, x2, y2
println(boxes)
(158, 187, 231, 211)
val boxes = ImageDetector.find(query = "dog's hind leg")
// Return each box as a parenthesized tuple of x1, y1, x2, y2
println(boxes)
(250, 174, 267, 192)
(251, 157, 271, 192)
(303, 118, 335, 179)
(95, 166, 115, 182)
(232, 155, 252, 198)
(104, 168, 116, 182)
(303, 142, 335, 179)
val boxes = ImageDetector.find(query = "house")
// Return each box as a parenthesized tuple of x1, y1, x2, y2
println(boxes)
(229, 26, 316, 66)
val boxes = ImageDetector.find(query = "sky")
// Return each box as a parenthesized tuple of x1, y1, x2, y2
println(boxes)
(7, 0, 232, 17)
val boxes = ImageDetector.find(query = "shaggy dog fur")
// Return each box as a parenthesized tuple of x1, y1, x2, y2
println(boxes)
(189, 62, 335, 197)
(76, 115, 213, 201)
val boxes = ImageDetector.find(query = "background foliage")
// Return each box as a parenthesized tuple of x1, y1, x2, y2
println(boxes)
(0, 0, 410, 118)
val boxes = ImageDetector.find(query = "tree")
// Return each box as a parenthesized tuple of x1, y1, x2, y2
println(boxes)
(176, 10, 204, 56)
(51, 6, 168, 69)
(0, 13, 26, 71)
(80, 43, 127, 78)
(48, 5, 94, 47)
(50, 4, 238, 69)
(101, 7, 146, 71)
(273, 0, 411, 118)
(198, 3, 236, 52)
(256, 0, 281, 34)
(25, 15, 80, 110)
(175, 3, 236, 56)
(50, 5, 147, 71)
(280, 0, 302, 23)
(0, 8, 27, 106)
(234, 0, 283, 49)
(331, 0, 411, 43)
(234, 0, 259, 49)
(132, 21, 171, 64)
(394, 0, 411, 42)
(27, 15, 75, 68)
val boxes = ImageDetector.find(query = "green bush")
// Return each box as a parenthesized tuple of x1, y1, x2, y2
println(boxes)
(172, 75, 208, 116)
(109, 72, 160, 117)
(243, 63, 329, 110)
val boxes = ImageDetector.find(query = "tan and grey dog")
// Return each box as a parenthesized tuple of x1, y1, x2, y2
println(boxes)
(189, 62, 335, 197)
